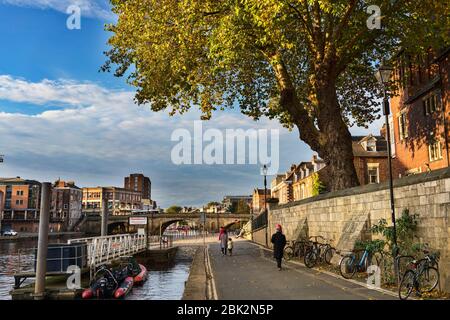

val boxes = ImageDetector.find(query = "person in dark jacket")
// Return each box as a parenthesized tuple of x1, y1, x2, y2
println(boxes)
(271, 224, 286, 270)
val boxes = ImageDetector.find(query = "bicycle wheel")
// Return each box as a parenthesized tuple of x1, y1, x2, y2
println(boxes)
(304, 249, 317, 268)
(296, 242, 307, 258)
(324, 247, 336, 265)
(399, 270, 415, 300)
(339, 255, 357, 279)
(284, 246, 294, 261)
(417, 267, 439, 293)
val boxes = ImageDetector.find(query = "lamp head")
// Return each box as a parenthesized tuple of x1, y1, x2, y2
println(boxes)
(262, 164, 268, 176)
(375, 65, 393, 87)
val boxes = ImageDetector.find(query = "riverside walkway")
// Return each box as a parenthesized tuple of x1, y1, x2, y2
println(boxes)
(208, 240, 395, 300)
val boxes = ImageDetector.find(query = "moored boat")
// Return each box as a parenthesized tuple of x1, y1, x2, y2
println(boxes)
(133, 264, 148, 285)
(82, 268, 118, 299)
(114, 276, 134, 299)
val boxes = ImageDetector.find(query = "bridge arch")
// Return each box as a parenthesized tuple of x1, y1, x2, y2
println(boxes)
(108, 221, 127, 234)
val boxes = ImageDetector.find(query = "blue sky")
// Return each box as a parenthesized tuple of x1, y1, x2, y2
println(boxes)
(0, 0, 383, 208)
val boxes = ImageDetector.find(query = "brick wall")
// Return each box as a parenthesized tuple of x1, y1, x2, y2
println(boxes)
(390, 49, 450, 177)
(266, 167, 450, 291)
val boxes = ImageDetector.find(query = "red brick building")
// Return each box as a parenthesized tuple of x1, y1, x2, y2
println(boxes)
(352, 135, 389, 185)
(390, 47, 450, 177)
(124, 173, 151, 200)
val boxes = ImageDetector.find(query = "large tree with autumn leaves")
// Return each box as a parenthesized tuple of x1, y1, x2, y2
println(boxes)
(102, 0, 449, 191)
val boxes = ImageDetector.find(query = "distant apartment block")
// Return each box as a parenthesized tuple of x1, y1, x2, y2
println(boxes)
(0, 177, 42, 232)
(82, 186, 142, 215)
(124, 173, 151, 200)
(51, 180, 82, 231)
(389, 47, 449, 177)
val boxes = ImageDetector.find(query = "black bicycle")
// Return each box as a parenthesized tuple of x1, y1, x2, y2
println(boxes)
(283, 239, 310, 261)
(304, 236, 336, 268)
(398, 250, 440, 300)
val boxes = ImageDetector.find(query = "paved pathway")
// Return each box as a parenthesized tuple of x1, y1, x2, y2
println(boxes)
(209, 240, 395, 300)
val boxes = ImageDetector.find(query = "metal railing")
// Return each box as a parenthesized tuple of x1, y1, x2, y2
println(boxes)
(68, 233, 146, 268)
(148, 235, 174, 249)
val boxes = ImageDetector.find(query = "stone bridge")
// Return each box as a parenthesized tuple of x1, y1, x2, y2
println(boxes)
(81, 212, 250, 235)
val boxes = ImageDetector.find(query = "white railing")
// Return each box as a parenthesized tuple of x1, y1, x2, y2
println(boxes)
(68, 234, 146, 268)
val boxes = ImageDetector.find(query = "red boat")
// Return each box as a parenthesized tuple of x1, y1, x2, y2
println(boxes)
(114, 276, 134, 299)
(133, 264, 148, 285)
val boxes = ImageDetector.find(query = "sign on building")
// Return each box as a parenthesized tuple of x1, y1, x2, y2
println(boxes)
(129, 216, 148, 225)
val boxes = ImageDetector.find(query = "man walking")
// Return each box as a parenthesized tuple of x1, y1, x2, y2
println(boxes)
(271, 224, 286, 270)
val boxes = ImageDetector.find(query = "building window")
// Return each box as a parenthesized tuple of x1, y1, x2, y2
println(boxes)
(398, 112, 408, 140)
(367, 164, 380, 184)
(300, 184, 305, 199)
(16, 190, 24, 196)
(423, 91, 441, 116)
(428, 141, 443, 162)
(15, 199, 24, 205)
(366, 139, 376, 151)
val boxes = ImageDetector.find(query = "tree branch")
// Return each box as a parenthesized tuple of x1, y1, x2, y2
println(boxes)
(268, 51, 322, 151)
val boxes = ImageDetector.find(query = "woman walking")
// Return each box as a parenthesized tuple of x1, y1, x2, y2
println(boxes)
(271, 224, 286, 270)
(219, 227, 229, 256)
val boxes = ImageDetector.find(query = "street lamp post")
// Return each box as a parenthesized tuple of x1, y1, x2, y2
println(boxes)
(375, 65, 398, 256)
(262, 164, 268, 247)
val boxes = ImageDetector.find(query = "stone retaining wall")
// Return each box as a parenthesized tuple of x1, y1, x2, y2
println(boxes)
(267, 167, 450, 291)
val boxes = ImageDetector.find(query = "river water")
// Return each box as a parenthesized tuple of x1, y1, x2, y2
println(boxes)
(0, 238, 194, 300)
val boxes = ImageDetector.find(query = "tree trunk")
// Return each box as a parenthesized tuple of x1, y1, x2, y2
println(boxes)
(271, 53, 359, 191)
(314, 78, 359, 191)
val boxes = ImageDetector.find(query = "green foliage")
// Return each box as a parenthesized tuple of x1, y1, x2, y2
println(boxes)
(104, 0, 448, 126)
(312, 173, 326, 196)
(103, 0, 448, 188)
(354, 239, 386, 254)
(370, 208, 419, 255)
(165, 205, 183, 214)
(353, 209, 420, 285)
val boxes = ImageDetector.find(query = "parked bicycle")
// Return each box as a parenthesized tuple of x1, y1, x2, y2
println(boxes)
(283, 238, 310, 261)
(339, 245, 383, 279)
(304, 236, 336, 268)
(398, 249, 440, 300)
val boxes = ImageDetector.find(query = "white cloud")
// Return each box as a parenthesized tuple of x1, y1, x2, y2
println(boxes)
(1, 0, 114, 20)
(0, 75, 306, 207)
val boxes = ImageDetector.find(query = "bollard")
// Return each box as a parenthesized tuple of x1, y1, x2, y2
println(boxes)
(101, 197, 108, 237)
(34, 182, 51, 300)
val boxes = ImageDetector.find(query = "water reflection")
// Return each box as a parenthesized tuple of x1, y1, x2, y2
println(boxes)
(0, 239, 40, 300)
(127, 246, 195, 300)
(0, 239, 194, 300)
